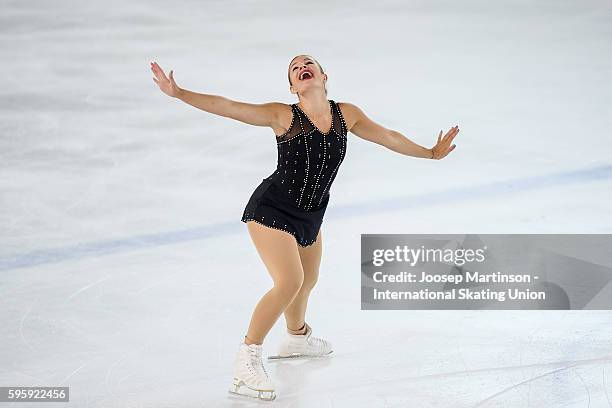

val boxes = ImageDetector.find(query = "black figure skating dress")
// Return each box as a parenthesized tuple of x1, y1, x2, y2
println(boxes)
(241, 99, 348, 247)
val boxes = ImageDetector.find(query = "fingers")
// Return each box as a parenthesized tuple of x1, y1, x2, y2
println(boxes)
(445, 125, 459, 138)
(441, 144, 457, 159)
(436, 125, 459, 149)
(442, 125, 460, 144)
(150, 63, 161, 80)
(150, 61, 169, 81)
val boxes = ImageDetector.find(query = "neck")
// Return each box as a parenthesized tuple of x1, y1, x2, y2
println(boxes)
(297, 91, 329, 117)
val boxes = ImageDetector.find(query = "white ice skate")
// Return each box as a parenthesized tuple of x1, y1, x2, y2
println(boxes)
(228, 341, 276, 401)
(268, 323, 333, 360)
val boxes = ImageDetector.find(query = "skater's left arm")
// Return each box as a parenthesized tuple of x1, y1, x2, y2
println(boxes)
(339, 102, 459, 160)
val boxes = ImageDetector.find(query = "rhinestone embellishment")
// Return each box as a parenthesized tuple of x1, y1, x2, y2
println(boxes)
(242, 100, 347, 247)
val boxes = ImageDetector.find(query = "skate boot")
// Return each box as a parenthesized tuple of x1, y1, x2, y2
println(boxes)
(228, 341, 276, 401)
(268, 323, 333, 360)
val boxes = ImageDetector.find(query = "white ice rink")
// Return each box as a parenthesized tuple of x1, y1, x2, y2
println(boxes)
(1, 0, 612, 406)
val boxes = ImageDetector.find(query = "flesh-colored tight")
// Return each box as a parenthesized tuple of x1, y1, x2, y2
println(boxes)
(243, 221, 322, 345)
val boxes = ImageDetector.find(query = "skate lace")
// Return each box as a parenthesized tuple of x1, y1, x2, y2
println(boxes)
(248, 347, 270, 379)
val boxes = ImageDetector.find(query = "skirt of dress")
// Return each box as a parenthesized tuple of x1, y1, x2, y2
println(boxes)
(241, 176, 329, 247)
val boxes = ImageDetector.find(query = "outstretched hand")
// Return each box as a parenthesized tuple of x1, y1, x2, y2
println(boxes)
(431, 125, 459, 159)
(150, 61, 181, 98)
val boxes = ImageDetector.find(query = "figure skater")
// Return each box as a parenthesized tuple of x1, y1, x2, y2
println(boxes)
(150, 54, 459, 401)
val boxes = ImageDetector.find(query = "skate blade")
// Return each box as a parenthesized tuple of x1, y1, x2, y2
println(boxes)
(228, 378, 276, 401)
(267, 350, 334, 361)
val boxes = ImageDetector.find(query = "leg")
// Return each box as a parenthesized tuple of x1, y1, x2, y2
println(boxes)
(284, 228, 323, 334)
(243, 221, 305, 345)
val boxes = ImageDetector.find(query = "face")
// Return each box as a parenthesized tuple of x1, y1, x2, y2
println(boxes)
(288, 55, 327, 96)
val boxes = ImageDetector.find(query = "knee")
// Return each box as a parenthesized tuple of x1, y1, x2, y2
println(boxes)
(274, 274, 304, 300)
(301, 269, 319, 291)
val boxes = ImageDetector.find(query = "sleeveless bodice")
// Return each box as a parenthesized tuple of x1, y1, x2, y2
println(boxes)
(270, 100, 348, 211)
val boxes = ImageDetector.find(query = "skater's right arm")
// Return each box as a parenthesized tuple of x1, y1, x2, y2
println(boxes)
(177, 89, 282, 128)
(150, 61, 282, 129)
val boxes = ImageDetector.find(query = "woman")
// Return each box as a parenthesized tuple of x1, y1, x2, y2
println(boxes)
(150, 55, 459, 401)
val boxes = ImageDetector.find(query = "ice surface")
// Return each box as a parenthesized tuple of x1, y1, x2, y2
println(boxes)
(1, 0, 611, 406)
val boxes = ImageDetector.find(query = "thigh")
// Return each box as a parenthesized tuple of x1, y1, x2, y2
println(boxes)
(297, 228, 323, 284)
(246, 221, 304, 288)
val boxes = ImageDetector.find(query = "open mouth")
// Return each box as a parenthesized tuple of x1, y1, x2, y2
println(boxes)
(299, 70, 313, 81)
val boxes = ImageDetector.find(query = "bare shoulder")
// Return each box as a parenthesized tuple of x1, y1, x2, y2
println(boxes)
(336, 102, 362, 132)
(266, 102, 293, 136)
